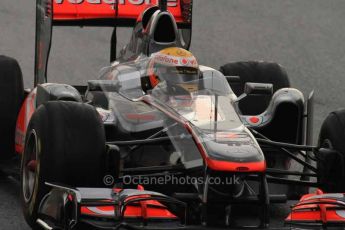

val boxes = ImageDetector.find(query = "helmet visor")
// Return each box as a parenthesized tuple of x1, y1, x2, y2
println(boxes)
(155, 65, 200, 85)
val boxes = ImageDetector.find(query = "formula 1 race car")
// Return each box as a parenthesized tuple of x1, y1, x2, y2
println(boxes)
(1, 0, 345, 229)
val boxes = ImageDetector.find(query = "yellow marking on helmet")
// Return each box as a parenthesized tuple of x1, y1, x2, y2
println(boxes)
(158, 47, 193, 58)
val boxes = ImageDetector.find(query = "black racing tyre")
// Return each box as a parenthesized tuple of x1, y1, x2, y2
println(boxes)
(0, 56, 24, 161)
(220, 61, 290, 115)
(20, 101, 106, 228)
(318, 109, 345, 192)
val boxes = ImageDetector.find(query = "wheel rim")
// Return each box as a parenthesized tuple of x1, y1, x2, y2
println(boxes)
(22, 130, 38, 203)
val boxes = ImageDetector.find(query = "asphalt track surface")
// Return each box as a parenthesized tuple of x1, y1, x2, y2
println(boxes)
(1, 0, 345, 229)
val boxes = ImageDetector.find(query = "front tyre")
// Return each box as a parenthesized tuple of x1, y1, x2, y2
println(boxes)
(318, 109, 345, 192)
(0, 56, 24, 161)
(21, 101, 106, 228)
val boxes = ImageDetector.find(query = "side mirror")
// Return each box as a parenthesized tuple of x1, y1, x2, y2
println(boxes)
(244, 82, 273, 96)
(234, 82, 273, 107)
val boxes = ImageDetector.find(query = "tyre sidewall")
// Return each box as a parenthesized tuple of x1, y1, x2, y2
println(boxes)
(0, 56, 24, 159)
(21, 102, 106, 228)
(318, 110, 345, 192)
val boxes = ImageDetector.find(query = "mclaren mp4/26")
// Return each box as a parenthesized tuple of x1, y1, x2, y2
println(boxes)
(1, 0, 345, 229)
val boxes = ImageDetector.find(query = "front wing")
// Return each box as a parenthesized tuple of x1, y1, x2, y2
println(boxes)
(37, 183, 187, 230)
(286, 189, 345, 229)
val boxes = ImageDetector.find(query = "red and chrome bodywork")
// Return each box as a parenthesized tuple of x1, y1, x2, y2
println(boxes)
(15, 90, 37, 154)
(53, 0, 187, 24)
(286, 189, 345, 228)
(34, 0, 193, 85)
(37, 183, 186, 229)
(80, 186, 178, 220)
(140, 93, 267, 174)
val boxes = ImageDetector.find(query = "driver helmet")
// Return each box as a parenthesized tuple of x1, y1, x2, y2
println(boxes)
(147, 47, 200, 94)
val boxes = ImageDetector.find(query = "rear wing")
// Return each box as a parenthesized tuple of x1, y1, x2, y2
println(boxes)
(35, 0, 193, 85)
(53, 0, 192, 27)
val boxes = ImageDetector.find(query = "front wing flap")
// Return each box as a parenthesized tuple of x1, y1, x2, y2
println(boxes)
(37, 183, 187, 230)
(285, 189, 345, 229)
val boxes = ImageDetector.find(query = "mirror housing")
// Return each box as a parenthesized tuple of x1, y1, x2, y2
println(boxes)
(244, 82, 273, 96)
(233, 82, 274, 113)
